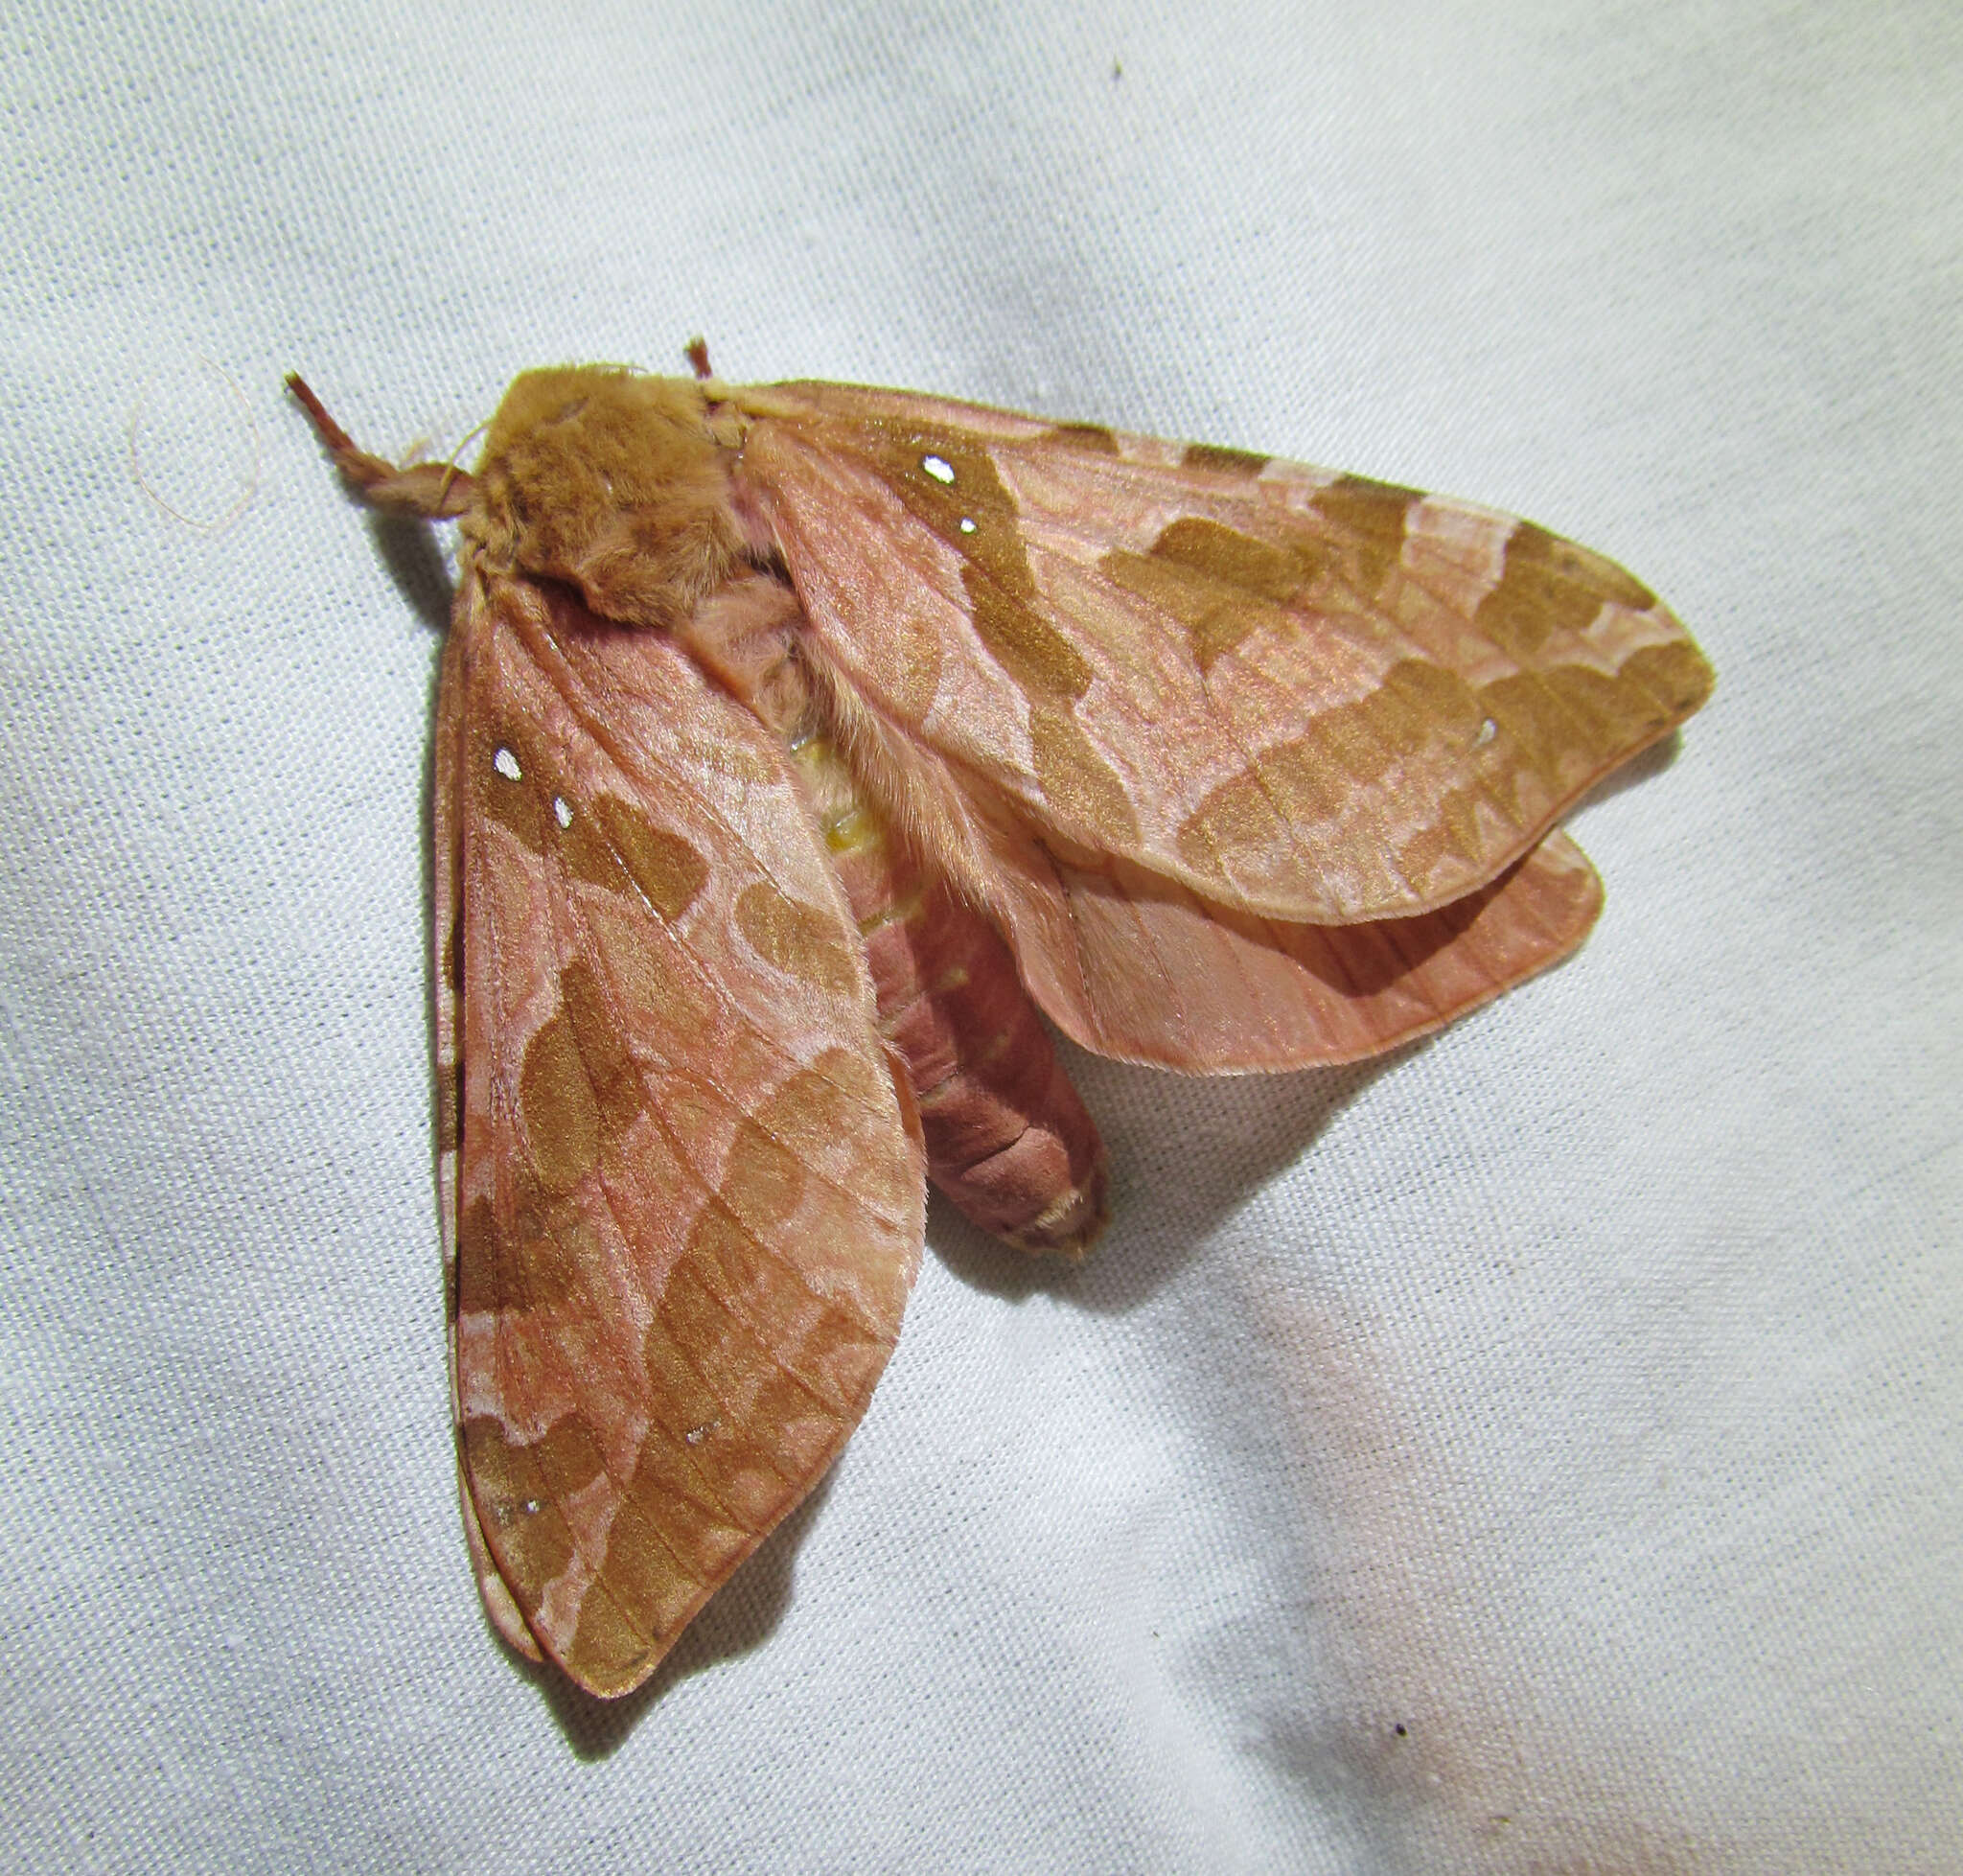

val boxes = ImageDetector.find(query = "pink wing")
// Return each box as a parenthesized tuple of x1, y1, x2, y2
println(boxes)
(737, 382, 1713, 926)
(438, 568, 924, 1697)
(990, 823, 1605, 1072)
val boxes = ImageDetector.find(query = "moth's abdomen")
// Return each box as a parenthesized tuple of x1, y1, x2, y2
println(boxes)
(792, 734, 1107, 1256)
(867, 873, 1108, 1256)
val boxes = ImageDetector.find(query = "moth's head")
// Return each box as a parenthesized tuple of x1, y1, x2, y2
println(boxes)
(482, 367, 711, 481)
(470, 366, 750, 629)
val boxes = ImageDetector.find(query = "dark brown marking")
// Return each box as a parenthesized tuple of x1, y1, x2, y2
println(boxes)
(1046, 423, 1120, 454)
(474, 722, 548, 853)
(454, 1194, 505, 1316)
(1177, 636, 1711, 895)
(1173, 657, 1498, 884)
(659, 1234, 764, 1375)
(559, 961, 647, 1146)
(519, 1008, 602, 1193)
(682, 1204, 872, 1415)
(663, 1230, 860, 1434)
(627, 1342, 787, 1530)
(563, 797, 709, 921)
(1395, 818, 1451, 889)
(621, 1429, 751, 1559)
(1181, 443, 1269, 477)
(806, 1042, 885, 1111)
(436, 1060, 460, 1155)
(964, 567, 1094, 700)
(1147, 517, 1314, 604)
(563, 1586, 654, 1694)
(455, 1180, 594, 1317)
(1394, 776, 1501, 893)
(641, 1310, 731, 1443)
(1474, 521, 1656, 662)
(1174, 769, 1282, 885)
(1101, 548, 1268, 670)
(463, 1411, 604, 1602)
(676, 1204, 768, 1309)
(754, 1064, 854, 1156)
(1630, 637, 1717, 720)
(571, 1488, 704, 1666)
(1475, 652, 1693, 800)
(1102, 521, 1329, 670)
(590, 900, 715, 1044)
(756, 1056, 910, 1216)
(1029, 706, 1141, 849)
(734, 882, 858, 994)
(720, 1119, 807, 1233)
(859, 421, 1091, 701)
(1312, 475, 1423, 591)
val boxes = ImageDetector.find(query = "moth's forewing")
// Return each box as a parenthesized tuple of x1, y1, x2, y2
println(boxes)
(447, 572, 923, 1696)
(742, 385, 1711, 926)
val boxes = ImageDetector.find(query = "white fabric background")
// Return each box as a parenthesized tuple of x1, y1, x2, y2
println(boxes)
(3, 3, 1956, 1870)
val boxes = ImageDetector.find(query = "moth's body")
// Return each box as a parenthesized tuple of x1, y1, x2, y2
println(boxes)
(292, 360, 1712, 1697)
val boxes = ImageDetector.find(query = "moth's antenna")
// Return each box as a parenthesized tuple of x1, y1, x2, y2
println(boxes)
(684, 336, 713, 382)
(285, 373, 476, 519)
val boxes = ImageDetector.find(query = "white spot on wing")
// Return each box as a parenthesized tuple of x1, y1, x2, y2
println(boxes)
(1474, 718, 1497, 749)
(921, 453, 955, 484)
(958, 516, 977, 534)
(553, 796, 573, 827)
(493, 747, 521, 782)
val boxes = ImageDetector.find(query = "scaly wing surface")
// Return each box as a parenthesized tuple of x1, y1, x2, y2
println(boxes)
(439, 572, 923, 1696)
(739, 382, 1712, 926)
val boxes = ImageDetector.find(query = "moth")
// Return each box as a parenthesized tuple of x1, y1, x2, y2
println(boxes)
(289, 351, 1712, 1698)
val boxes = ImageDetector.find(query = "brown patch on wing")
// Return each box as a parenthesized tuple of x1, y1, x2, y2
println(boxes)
(1173, 659, 1487, 886)
(565, 800, 710, 919)
(856, 423, 1092, 703)
(1047, 423, 1120, 455)
(1029, 705, 1141, 850)
(1475, 521, 1656, 660)
(735, 882, 862, 994)
(1181, 442, 1270, 477)
(462, 1413, 595, 1596)
(1311, 474, 1428, 591)
(1103, 519, 1330, 671)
